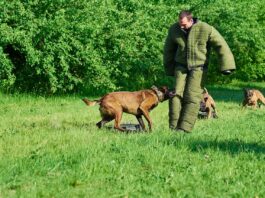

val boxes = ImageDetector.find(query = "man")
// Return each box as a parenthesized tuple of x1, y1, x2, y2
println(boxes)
(163, 10, 236, 133)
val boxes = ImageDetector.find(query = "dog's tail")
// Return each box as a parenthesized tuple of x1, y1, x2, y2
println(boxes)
(82, 98, 100, 106)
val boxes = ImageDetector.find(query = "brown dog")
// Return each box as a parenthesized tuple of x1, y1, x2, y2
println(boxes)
(82, 86, 171, 131)
(199, 88, 218, 119)
(242, 88, 265, 108)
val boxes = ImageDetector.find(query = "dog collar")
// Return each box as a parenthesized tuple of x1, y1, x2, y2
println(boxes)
(151, 86, 164, 102)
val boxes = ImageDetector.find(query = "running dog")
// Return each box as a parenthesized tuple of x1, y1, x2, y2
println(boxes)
(242, 88, 265, 108)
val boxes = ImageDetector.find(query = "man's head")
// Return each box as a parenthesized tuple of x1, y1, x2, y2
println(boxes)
(178, 10, 193, 30)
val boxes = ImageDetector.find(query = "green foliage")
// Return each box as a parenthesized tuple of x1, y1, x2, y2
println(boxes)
(0, 0, 264, 94)
(194, 0, 265, 83)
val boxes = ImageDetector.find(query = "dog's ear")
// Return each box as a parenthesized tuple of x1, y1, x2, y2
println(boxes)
(243, 88, 249, 97)
(243, 88, 250, 93)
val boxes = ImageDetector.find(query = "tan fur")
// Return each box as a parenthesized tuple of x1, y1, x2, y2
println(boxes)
(82, 86, 171, 131)
(199, 88, 217, 119)
(242, 89, 265, 108)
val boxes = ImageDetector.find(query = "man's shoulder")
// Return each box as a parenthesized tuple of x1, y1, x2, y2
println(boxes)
(194, 21, 213, 33)
(195, 21, 212, 29)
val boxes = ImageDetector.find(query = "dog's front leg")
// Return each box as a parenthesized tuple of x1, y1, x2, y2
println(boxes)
(212, 107, 218, 118)
(211, 104, 218, 118)
(136, 115, 146, 131)
(207, 108, 212, 119)
(251, 101, 258, 109)
(242, 100, 248, 107)
(139, 107, 152, 131)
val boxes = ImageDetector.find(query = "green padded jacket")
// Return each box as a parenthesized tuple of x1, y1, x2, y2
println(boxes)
(163, 20, 236, 76)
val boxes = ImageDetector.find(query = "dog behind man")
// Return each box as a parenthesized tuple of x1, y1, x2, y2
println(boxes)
(242, 88, 265, 108)
(198, 88, 218, 119)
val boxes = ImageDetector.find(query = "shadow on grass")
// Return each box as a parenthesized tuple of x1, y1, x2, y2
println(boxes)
(189, 139, 265, 155)
(104, 125, 146, 134)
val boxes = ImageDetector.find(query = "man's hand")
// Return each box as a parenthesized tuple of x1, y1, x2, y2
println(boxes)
(222, 70, 233, 75)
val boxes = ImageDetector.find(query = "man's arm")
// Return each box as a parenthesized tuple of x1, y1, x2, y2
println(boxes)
(163, 26, 178, 76)
(208, 26, 236, 74)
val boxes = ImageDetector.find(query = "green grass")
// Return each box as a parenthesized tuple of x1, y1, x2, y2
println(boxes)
(1, 82, 265, 197)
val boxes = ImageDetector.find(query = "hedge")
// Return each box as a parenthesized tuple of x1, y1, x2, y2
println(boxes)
(0, 0, 264, 94)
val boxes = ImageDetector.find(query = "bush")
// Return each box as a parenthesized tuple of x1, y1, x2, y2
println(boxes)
(0, 0, 264, 94)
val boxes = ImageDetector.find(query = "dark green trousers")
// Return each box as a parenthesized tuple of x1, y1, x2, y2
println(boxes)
(169, 64, 207, 132)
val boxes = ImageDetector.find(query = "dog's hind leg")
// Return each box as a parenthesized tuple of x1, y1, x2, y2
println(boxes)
(136, 115, 146, 130)
(96, 116, 114, 128)
(114, 111, 125, 131)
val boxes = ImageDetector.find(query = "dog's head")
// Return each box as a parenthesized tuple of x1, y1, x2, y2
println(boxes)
(243, 88, 255, 102)
(200, 88, 214, 111)
(203, 93, 209, 103)
(200, 94, 208, 111)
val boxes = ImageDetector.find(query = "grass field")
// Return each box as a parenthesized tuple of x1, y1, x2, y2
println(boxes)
(1, 82, 265, 197)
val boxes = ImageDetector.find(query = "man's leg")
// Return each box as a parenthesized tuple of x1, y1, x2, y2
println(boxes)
(169, 65, 187, 129)
(177, 67, 207, 132)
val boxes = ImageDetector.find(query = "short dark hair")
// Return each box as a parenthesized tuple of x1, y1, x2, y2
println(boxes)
(179, 10, 193, 20)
